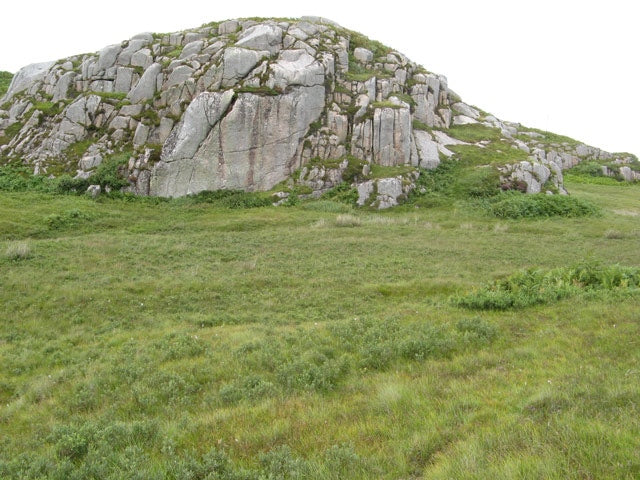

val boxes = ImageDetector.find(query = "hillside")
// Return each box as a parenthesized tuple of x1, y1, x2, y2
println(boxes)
(0, 71, 12, 97)
(1, 16, 640, 479)
(0, 17, 637, 208)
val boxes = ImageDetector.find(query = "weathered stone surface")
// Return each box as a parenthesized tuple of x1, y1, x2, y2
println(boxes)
(151, 85, 324, 196)
(354, 47, 373, 63)
(222, 48, 267, 86)
(65, 95, 101, 126)
(131, 49, 153, 69)
(373, 104, 412, 166)
(128, 63, 162, 103)
(180, 41, 205, 59)
(453, 102, 480, 119)
(114, 67, 134, 93)
(162, 90, 235, 161)
(218, 20, 239, 34)
(3, 61, 54, 99)
(97, 45, 121, 72)
(52, 72, 76, 101)
(87, 184, 101, 197)
(414, 131, 440, 169)
(236, 24, 283, 54)
(269, 50, 324, 89)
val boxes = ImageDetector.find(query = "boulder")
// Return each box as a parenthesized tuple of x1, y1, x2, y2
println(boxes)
(3, 61, 54, 99)
(151, 85, 325, 196)
(354, 47, 374, 63)
(128, 63, 162, 103)
(222, 48, 267, 86)
(236, 24, 283, 54)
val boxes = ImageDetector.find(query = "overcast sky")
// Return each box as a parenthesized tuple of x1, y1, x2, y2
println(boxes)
(1, 0, 638, 157)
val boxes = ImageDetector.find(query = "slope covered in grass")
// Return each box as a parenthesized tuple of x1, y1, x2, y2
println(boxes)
(0, 71, 12, 98)
(1, 180, 639, 478)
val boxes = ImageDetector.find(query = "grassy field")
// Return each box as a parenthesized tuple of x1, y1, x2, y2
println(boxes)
(1, 180, 639, 478)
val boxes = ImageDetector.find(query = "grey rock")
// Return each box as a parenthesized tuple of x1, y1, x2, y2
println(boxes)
(80, 154, 103, 170)
(52, 72, 76, 101)
(151, 85, 324, 196)
(354, 47, 374, 63)
(453, 102, 480, 119)
(414, 131, 440, 169)
(133, 123, 150, 146)
(117, 39, 149, 65)
(97, 45, 121, 71)
(162, 90, 235, 161)
(222, 48, 267, 87)
(357, 180, 375, 206)
(120, 104, 143, 117)
(218, 20, 239, 35)
(166, 65, 195, 89)
(269, 50, 324, 89)
(3, 61, 54, 100)
(180, 40, 204, 59)
(65, 95, 101, 126)
(109, 115, 130, 130)
(128, 63, 162, 103)
(372, 104, 412, 166)
(131, 49, 153, 69)
(236, 24, 283, 54)
(132, 32, 154, 43)
(453, 115, 478, 125)
(114, 67, 134, 93)
(86, 184, 101, 197)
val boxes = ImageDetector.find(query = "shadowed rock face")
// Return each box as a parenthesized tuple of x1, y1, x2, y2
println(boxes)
(0, 17, 635, 199)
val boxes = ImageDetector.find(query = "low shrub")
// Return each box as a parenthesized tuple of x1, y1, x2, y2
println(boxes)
(321, 183, 359, 205)
(484, 191, 599, 218)
(455, 263, 640, 310)
(187, 189, 272, 208)
(46, 209, 92, 229)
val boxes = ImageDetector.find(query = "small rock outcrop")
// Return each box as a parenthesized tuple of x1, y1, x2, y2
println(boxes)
(0, 17, 637, 206)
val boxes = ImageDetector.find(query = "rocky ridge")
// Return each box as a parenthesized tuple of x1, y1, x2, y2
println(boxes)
(0, 17, 637, 207)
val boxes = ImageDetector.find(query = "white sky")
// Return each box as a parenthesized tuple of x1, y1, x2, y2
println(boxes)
(1, 0, 638, 157)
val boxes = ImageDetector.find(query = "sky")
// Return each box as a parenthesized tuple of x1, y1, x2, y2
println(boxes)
(1, 0, 638, 157)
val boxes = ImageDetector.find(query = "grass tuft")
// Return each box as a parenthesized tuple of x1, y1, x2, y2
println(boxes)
(4, 241, 32, 260)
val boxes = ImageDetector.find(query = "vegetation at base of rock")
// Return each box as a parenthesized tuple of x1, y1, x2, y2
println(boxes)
(184, 189, 273, 209)
(1, 178, 639, 478)
(0, 71, 12, 97)
(410, 159, 501, 206)
(454, 263, 640, 310)
(484, 191, 600, 219)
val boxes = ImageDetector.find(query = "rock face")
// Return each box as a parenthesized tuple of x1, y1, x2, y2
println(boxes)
(0, 17, 636, 203)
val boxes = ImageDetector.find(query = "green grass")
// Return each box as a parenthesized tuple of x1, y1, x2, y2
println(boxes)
(448, 123, 504, 143)
(0, 178, 639, 478)
(0, 71, 12, 97)
(515, 126, 581, 148)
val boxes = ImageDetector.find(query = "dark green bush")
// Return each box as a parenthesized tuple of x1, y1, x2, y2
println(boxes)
(485, 191, 600, 218)
(187, 189, 273, 208)
(455, 263, 640, 310)
(321, 183, 359, 205)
